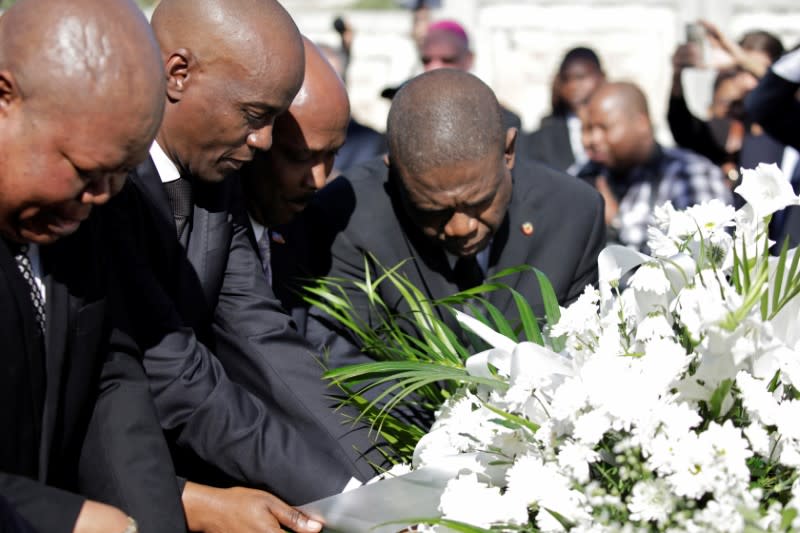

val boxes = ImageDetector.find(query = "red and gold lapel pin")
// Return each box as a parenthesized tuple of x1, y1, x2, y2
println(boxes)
(521, 222, 534, 236)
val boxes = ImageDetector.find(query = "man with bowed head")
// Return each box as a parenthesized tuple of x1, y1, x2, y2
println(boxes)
(304, 69, 605, 368)
(240, 37, 351, 320)
(111, 0, 385, 531)
(0, 0, 186, 532)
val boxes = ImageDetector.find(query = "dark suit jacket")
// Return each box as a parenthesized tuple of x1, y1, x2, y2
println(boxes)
(110, 157, 385, 505)
(745, 70, 800, 151)
(334, 119, 387, 173)
(299, 157, 605, 368)
(519, 115, 575, 172)
(0, 215, 185, 533)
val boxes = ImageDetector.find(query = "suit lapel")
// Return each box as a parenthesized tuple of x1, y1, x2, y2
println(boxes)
(130, 157, 184, 279)
(0, 240, 45, 459)
(486, 173, 538, 316)
(187, 180, 233, 307)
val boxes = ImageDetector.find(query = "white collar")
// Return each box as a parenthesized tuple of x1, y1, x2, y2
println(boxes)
(149, 141, 181, 184)
(249, 215, 267, 244)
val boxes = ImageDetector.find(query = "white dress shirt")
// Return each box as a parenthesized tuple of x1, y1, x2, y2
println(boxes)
(150, 141, 181, 184)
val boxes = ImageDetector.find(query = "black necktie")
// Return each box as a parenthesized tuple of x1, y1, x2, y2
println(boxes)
(163, 177, 193, 238)
(452, 255, 484, 291)
(12, 244, 46, 336)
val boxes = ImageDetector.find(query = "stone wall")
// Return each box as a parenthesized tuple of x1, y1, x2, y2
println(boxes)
(285, 0, 800, 144)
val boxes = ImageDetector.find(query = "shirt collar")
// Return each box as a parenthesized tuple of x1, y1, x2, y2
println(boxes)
(150, 141, 181, 184)
(249, 215, 267, 244)
(445, 240, 492, 275)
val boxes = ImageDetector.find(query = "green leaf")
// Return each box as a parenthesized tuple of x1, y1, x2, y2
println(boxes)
(483, 401, 540, 434)
(709, 379, 733, 419)
(535, 268, 561, 327)
(510, 288, 544, 345)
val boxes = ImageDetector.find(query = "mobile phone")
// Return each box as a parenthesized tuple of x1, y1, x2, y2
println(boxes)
(685, 22, 704, 45)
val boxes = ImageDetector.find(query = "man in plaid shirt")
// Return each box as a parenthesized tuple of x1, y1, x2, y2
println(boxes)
(578, 82, 732, 252)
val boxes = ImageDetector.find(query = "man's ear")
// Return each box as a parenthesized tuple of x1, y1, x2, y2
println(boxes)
(165, 49, 194, 102)
(504, 127, 518, 171)
(383, 153, 391, 167)
(0, 70, 21, 115)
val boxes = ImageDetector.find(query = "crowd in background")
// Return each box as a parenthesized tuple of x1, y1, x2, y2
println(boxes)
(325, 7, 800, 252)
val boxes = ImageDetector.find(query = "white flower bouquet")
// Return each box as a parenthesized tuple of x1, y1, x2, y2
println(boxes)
(308, 163, 800, 532)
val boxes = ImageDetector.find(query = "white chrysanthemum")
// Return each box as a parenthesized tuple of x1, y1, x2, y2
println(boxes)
(639, 338, 691, 393)
(743, 423, 771, 456)
(506, 454, 590, 531)
(413, 394, 497, 467)
(551, 287, 601, 352)
(628, 262, 671, 295)
(666, 421, 751, 499)
(557, 441, 599, 484)
(627, 479, 674, 526)
(635, 312, 674, 342)
(735, 163, 800, 218)
(736, 371, 780, 426)
(439, 473, 528, 528)
(777, 401, 800, 441)
(684, 199, 736, 235)
(572, 409, 612, 446)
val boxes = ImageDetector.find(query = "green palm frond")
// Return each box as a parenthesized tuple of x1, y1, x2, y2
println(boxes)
(303, 256, 562, 461)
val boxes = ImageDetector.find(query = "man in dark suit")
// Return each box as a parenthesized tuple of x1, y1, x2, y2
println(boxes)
(302, 69, 605, 369)
(240, 38, 351, 334)
(0, 1, 185, 532)
(519, 47, 605, 174)
(111, 1, 384, 528)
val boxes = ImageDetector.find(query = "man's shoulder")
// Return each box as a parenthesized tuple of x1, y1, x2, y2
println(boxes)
(315, 159, 391, 219)
(660, 146, 719, 172)
(512, 157, 601, 208)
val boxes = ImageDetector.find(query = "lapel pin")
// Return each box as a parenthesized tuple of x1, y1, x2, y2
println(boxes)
(271, 231, 286, 244)
(521, 222, 534, 236)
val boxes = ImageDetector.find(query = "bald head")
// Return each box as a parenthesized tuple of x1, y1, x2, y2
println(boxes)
(0, 0, 165, 244)
(387, 69, 507, 177)
(151, 0, 305, 183)
(291, 39, 350, 130)
(386, 69, 515, 258)
(0, 0, 163, 114)
(591, 82, 650, 120)
(584, 82, 654, 171)
(242, 38, 350, 227)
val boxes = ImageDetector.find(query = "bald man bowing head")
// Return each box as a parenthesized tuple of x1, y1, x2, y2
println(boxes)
(304, 69, 605, 368)
(0, 0, 186, 532)
(240, 38, 350, 312)
(109, 0, 385, 530)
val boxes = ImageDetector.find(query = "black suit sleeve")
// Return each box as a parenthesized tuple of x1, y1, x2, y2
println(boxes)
(745, 70, 800, 151)
(208, 205, 387, 491)
(110, 185, 384, 505)
(0, 474, 84, 533)
(667, 95, 729, 165)
(78, 330, 187, 533)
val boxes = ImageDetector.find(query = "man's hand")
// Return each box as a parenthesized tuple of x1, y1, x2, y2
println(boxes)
(671, 43, 702, 97)
(73, 500, 131, 533)
(700, 19, 770, 78)
(183, 482, 323, 533)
